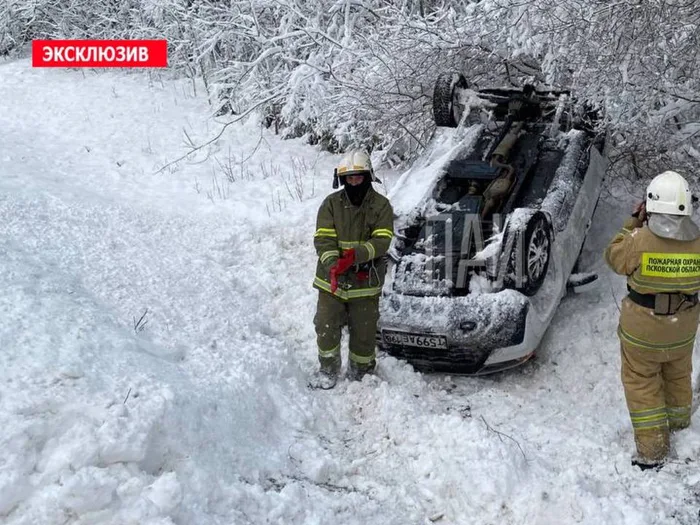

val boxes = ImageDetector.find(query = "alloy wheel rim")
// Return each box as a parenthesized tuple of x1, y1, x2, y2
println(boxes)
(527, 223, 550, 281)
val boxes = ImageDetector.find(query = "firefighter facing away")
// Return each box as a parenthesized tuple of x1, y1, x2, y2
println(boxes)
(605, 171, 700, 469)
(310, 150, 394, 389)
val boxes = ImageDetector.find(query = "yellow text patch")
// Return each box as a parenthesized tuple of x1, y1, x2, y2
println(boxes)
(641, 253, 700, 278)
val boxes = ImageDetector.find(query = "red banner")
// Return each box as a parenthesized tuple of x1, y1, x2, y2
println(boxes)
(32, 40, 168, 68)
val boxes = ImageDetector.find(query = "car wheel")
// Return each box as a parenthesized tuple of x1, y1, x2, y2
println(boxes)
(507, 212, 552, 296)
(433, 72, 468, 127)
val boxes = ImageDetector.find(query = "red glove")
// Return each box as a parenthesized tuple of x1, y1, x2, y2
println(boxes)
(330, 249, 355, 293)
(335, 249, 356, 274)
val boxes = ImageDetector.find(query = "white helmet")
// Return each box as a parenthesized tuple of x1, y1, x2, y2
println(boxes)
(646, 170, 693, 216)
(333, 150, 380, 188)
(337, 150, 375, 179)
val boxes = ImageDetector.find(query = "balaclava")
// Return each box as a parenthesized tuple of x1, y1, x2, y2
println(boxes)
(343, 174, 372, 206)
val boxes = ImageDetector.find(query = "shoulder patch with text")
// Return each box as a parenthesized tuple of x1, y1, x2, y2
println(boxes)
(641, 253, 700, 278)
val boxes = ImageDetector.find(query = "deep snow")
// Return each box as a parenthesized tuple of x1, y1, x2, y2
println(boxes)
(1, 59, 700, 525)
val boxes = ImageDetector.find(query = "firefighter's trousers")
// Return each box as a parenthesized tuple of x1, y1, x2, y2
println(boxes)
(313, 291, 379, 373)
(620, 342, 693, 462)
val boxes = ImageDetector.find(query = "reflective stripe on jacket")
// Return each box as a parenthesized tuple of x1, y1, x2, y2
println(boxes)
(605, 216, 700, 351)
(313, 187, 394, 301)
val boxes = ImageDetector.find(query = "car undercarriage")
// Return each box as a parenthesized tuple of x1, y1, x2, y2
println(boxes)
(378, 74, 608, 373)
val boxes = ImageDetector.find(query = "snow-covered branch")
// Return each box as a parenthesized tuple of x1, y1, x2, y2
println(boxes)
(3, 0, 700, 175)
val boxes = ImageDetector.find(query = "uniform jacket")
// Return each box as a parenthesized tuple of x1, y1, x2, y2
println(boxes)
(313, 187, 394, 300)
(605, 216, 700, 351)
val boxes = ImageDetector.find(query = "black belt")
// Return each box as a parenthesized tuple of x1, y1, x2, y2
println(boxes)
(627, 287, 698, 310)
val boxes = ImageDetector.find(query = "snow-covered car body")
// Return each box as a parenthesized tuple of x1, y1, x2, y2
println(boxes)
(378, 78, 608, 374)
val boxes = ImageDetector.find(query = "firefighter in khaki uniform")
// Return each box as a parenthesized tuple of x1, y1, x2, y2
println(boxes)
(605, 171, 700, 469)
(310, 150, 394, 389)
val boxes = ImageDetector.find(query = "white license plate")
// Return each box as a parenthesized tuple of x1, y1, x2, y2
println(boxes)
(382, 330, 448, 349)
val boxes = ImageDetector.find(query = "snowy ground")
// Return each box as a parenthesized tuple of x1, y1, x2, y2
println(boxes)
(1, 58, 700, 525)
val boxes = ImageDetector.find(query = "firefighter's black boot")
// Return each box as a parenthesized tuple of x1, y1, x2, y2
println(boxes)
(309, 357, 340, 390)
(347, 359, 376, 381)
(631, 459, 663, 472)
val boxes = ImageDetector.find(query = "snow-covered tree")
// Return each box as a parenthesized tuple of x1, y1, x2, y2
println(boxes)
(2, 0, 698, 182)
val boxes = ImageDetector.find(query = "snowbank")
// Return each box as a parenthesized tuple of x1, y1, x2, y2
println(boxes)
(1, 58, 699, 525)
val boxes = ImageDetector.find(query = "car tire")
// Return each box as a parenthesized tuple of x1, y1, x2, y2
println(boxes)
(433, 72, 468, 127)
(507, 212, 552, 296)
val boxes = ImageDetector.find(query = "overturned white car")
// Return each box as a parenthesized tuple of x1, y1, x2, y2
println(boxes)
(377, 75, 608, 374)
